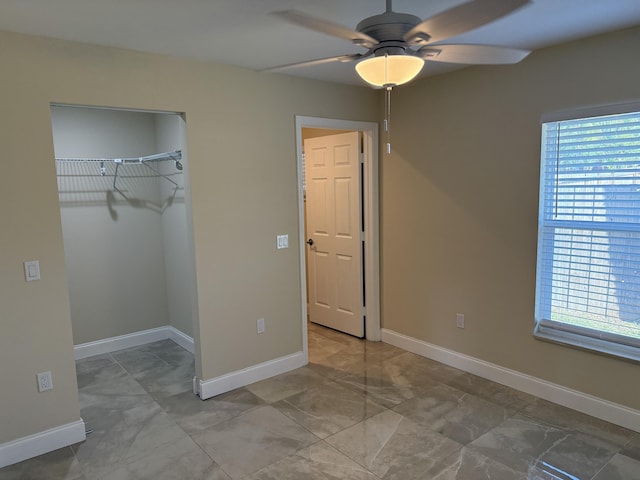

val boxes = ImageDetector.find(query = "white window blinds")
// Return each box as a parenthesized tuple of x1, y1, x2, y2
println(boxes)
(535, 106, 640, 358)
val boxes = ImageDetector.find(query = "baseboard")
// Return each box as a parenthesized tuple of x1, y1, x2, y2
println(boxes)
(198, 351, 306, 400)
(0, 419, 85, 469)
(167, 326, 195, 354)
(74, 326, 194, 359)
(381, 328, 640, 433)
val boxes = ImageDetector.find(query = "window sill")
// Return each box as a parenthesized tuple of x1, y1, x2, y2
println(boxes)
(534, 324, 640, 364)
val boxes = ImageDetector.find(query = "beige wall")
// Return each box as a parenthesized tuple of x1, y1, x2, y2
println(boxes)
(302, 128, 348, 140)
(385, 26, 640, 410)
(0, 30, 377, 444)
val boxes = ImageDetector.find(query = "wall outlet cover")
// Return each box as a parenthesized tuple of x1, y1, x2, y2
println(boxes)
(37, 371, 53, 392)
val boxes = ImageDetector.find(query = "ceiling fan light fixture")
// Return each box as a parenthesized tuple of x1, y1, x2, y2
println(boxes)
(355, 54, 424, 88)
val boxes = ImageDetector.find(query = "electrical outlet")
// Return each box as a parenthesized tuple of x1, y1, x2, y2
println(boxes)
(456, 313, 465, 329)
(257, 318, 265, 334)
(37, 371, 53, 392)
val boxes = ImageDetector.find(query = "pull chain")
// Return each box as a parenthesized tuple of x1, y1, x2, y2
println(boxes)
(383, 51, 392, 155)
(384, 85, 392, 155)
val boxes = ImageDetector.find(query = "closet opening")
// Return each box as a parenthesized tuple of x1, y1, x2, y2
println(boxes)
(50, 104, 198, 394)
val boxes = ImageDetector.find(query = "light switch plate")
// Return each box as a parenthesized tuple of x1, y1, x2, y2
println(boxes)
(24, 260, 40, 282)
(276, 234, 289, 249)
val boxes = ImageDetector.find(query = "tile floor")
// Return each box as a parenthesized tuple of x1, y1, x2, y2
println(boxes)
(2, 323, 639, 479)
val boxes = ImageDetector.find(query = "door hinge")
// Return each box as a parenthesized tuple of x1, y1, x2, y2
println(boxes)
(362, 306, 366, 317)
(359, 152, 364, 164)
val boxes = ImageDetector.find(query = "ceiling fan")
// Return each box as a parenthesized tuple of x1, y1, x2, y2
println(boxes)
(268, 0, 532, 88)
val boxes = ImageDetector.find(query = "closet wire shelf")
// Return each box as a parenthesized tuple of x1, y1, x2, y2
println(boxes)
(55, 150, 183, 192)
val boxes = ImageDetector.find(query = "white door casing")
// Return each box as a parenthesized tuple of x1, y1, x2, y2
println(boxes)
(305, 131, 363, 337)
(295, 116, 380, 362)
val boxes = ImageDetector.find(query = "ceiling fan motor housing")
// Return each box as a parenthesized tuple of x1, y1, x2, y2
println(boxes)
(357, 12, 424, 43)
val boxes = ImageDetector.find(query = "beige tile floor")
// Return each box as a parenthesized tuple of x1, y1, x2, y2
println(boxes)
(2, 322, 639, 479)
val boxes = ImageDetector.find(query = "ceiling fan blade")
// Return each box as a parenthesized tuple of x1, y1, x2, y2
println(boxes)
(405, 0, 530, 46)
(417, 44, 530, 64)
(261, 54, 365, 73)
(272, 10, 378, 49)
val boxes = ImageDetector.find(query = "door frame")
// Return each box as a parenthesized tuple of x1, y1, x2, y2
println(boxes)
(295, 116, 380, 359)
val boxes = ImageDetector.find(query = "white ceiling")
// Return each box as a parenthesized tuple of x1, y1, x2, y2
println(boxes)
(1, 0, 639, 86)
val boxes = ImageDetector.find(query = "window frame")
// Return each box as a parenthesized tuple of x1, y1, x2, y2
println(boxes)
(534, 101, 640, 362)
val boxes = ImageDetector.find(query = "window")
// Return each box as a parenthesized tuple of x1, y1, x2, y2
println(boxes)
(535, 103, 640, 361)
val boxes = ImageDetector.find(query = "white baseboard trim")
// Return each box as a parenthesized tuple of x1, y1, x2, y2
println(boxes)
(74, 326, 194, 360)
(5, 327, 195, 467)
(74, 327, 168, 360)
(381, 328, 640, 433)
(0, 419, 86, 469)
(198, 351, 306, 400)
(167, 326, 195, 354)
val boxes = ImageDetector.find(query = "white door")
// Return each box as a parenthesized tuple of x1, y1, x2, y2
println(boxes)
(305, 131, 364, 337)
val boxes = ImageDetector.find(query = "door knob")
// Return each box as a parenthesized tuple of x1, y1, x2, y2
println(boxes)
(306, 238, 314, 246)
